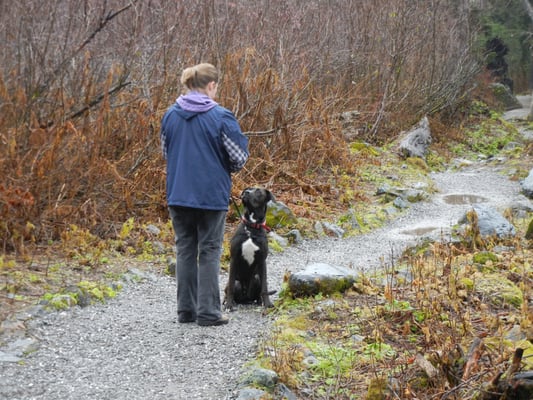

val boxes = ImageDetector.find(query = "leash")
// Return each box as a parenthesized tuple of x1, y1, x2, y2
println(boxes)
(230, 195, 243, 220)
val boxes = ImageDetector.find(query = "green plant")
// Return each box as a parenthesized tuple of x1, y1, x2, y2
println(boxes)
(362, 342, 396, 361)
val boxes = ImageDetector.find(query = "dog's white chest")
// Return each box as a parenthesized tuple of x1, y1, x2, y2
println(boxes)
(241, 238, 259, 265)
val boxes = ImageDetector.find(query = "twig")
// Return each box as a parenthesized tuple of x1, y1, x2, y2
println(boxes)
(462, 338, 485, 380)
(66, 78, 131, 122)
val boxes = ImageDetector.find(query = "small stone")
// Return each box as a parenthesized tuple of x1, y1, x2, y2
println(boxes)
(236, 387, 268, 400)
(286, 229, 303, 244)
(240, 367, 279, 390)
(145, 224, 161, 236)
(0, 350, 21, 363)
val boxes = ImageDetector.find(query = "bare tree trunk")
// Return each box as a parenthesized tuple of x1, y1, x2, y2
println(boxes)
(521, 0, 533, 120)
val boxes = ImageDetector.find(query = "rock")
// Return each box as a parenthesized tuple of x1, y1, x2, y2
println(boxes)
(122, 268, 157, 283)
(459, 204, 516, 238)
(511, 200, 533, 219)
(275, 383, 298, 400)
(166, 257, 176, 277)
(398, 116, 432, 159)
(288, 263, 358, 297)
(286, 229, 303, 244)
(377, 185, 427, 204)
(0, 337, 40, 363)
(314, 221, 325, 236)
(235, 387, 268, 400)
(338, 110, 363, 141)
(506, 325, 526, 342)
(520, 168, 533, 199)
(266, 201, 298, 228)
(0, 351, 21, 363)
(321, 222, 345, 238)
(240, 367, 279, 389)
(145, 224, 161, 236)
(489, 82, 521, 110)
(268, 231, 289, 248)
(151, 240, 166, 254)
(393, 197, 409, 209)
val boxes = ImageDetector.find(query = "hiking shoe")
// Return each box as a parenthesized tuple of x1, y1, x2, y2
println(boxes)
(178, 312, 196, 323)
(197, 315, 229, 326)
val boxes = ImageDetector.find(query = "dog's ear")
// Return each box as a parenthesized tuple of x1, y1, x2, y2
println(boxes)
(266, 190, 275, 203)
(240, 187, 252, 202)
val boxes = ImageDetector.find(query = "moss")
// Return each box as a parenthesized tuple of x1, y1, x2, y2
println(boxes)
(366, 377, 388, 400)
(43, 293, 78, 310)
(289, 275, 355, 297)
(473, 251, 498, 265)
(515, 341, 533, 370)
(350, 141, 380, 156)
(266, 202, 298, 229)
(406, 157, 429, 171)
(459, 277, 475, 291)
(475, 273, 523, 308)
(268, 237, 284, 253)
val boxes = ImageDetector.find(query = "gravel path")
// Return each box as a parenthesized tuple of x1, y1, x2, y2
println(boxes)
(1, 102, 531, 400)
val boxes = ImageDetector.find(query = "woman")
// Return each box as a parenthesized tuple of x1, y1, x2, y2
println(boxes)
(160, 63, 249, 326)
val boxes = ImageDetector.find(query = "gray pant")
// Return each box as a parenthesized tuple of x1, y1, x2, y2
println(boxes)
(168, 206, 226, 322)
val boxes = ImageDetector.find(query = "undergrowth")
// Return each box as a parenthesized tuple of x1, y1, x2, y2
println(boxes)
(0, 218, 173, 321)
(260, 219, 533, 399)
(1, 75, 532, 399)
(247, 112, 533, 399)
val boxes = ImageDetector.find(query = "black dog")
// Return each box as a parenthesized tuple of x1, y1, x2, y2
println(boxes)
(224, 188, 275, 310)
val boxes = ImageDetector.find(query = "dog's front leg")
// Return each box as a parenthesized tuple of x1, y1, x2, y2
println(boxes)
(224, 259, 238, 311)
(259, 260, 274, 308)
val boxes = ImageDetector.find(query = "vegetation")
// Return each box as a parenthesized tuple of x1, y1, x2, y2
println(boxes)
(254, 112, 533, 399)
(261, 227, 533, 399)
(1, 0, 507, 252)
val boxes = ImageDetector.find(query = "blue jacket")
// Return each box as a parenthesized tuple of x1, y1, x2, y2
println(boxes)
(160, 98, 249, 211)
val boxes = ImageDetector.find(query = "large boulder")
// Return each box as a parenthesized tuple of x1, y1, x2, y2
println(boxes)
(489, 82, 521, 111)
(266, 201, 298, 228)
(398, 116, 432, 160)
(458, 204, 516, 238)
(288, 263, 358, 297)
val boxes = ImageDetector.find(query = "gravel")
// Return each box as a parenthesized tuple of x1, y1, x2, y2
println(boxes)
(1, 105, 531, 399)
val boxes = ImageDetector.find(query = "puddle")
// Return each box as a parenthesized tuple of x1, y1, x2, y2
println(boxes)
(401, 226, 438, 236)
(442, 194, 487, 205)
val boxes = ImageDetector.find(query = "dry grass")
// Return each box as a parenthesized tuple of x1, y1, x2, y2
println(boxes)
(0, 0, 482, 253)
(261, 217, 533, 399)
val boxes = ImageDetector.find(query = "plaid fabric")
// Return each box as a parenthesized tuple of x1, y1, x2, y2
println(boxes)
(160, 128, 168, 159)
(221, 132, 248, 172)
